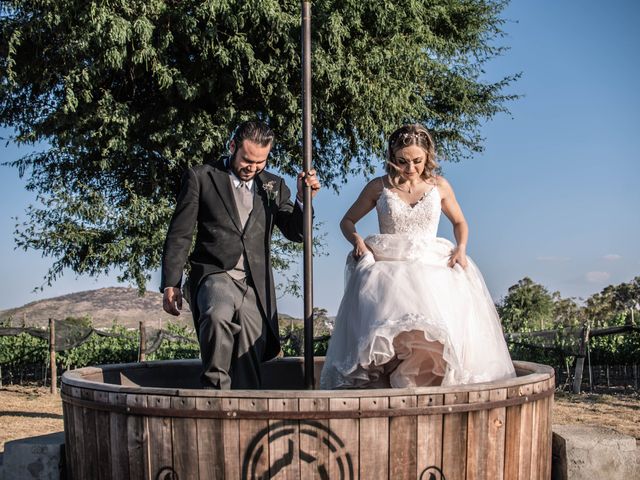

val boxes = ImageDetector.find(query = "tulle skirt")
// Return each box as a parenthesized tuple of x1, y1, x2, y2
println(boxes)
(319, 234, 516, 389)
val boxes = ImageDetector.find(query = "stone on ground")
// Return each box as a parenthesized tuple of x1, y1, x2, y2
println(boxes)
(0, 432, 64, 480)
(552, 424, 639, 480)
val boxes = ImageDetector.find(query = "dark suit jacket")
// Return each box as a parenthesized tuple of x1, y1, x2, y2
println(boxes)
(160, 157, 304, 360)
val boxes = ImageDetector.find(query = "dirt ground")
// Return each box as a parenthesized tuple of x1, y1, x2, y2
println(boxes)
(0, 386, 64, 457)
(1, 386, 638, 456)
(552, 390, 640, 440)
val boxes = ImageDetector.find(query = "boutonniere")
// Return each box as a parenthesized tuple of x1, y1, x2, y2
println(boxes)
(262, 180, 278, 205)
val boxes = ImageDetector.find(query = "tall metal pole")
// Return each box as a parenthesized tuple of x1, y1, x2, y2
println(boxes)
(302, 0, 315, 389)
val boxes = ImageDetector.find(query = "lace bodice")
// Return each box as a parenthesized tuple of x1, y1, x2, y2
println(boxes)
(376, 186, 442, 237)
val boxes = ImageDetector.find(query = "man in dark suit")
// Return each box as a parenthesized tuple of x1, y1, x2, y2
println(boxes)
(161, 121, 320, 389)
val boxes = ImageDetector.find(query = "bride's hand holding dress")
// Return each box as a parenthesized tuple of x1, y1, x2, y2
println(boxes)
(448, 245, 468, 269)
(351, 234, 373, 260)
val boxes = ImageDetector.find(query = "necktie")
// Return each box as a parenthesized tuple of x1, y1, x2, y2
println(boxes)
(236, 181, 253, 226)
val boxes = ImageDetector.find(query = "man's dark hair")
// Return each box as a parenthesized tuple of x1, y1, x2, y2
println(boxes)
(231, 121, 275, 148)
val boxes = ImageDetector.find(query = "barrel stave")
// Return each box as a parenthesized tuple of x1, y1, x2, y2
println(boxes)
(359, 396, 389, 480)
(466, 389, 491, 479)
(442, 391, 469, 480)
(238, 398, 268, 480)
(416, 393, 445, 478)
(148, 394, 173, 480)
(108, 391, 130, 480)
(328, 397, 359, 479)
(298, 397, 330, 480)
(171, 395, 199, 479)
(389, 395, 418, 478)
(486, 388, 508, 480)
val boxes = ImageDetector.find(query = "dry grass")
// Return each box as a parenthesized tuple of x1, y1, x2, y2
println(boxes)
(0, 386, 64, 454)
(553, 391, 640, 440)
(0, 386, 638, 456)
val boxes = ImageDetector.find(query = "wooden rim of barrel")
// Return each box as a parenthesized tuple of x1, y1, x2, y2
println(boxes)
(61, 360, 554, 421)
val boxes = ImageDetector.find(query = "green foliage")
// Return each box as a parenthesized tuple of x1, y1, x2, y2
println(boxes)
(279, 325, 303, 357)
(146, 321, 200, 360)
(61, 315, 93, 328)
(1, 0, 518, 291)
(272, 222, 327, 298)
(588, 313, 640, 365)
(278, 307, 332, 356)
(507, 323, 640, 368)
(499, 276, 640, 368)
(499, 276, 640, 334)
(0, 331, 48, 366)
(584, 276, 640, 328)
(507, 342, 566, 368)
(498, 277, 555, 332)
(551, 296, 584, 329)
(57, 325, 138, 369)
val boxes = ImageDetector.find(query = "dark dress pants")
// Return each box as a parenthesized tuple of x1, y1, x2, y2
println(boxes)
(195, 272, 268, 389)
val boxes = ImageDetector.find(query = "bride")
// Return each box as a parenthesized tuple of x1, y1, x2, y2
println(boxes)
(320, 124, 515, 389)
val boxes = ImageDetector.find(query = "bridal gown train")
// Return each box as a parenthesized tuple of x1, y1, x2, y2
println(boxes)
(320, 185, 516, 389)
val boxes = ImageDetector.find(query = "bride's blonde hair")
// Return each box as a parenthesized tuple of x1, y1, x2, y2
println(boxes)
(386, 124, 438, 185)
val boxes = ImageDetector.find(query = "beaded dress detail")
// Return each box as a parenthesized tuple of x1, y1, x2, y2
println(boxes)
(320, 184, 516, 389)
(377, 186, 441, 236)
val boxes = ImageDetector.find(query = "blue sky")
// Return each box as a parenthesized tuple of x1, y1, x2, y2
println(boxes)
(1, 0, 639, 316)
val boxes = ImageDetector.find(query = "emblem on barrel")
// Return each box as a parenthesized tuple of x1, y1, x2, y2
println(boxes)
(242, 420, 354, 479)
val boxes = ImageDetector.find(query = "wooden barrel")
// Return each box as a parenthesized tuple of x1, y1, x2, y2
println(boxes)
(61, 358, 554, 479)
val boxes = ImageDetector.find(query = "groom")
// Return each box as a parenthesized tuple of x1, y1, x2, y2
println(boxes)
(161, 121, 320, 389)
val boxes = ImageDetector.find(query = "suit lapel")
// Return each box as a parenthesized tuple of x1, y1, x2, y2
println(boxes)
(208, 159, 243, 232)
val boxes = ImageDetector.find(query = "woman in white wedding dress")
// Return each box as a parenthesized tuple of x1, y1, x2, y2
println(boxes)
(320, 124, 515, 389)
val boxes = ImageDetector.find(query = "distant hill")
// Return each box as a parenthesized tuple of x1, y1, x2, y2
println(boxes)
(0, 287, 193, 329)
(0, 287, 308, 330)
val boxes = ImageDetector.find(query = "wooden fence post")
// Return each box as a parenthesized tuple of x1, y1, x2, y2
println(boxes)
(572, 324, 590, 394)
(587, 341, 593, 393)
(49, 318, 57, 394)
(138, 321, 146, 362)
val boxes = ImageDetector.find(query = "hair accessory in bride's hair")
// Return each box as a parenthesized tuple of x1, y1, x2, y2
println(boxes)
(396, 131, 430, 146)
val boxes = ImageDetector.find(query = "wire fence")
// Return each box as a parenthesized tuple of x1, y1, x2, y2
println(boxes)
(1, 319, 638, 393)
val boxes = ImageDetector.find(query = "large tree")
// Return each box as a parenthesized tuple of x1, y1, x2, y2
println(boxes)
(497, 277, 555, 332)
(584, 276, 640, 328)
(1, 0, 518, 291)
